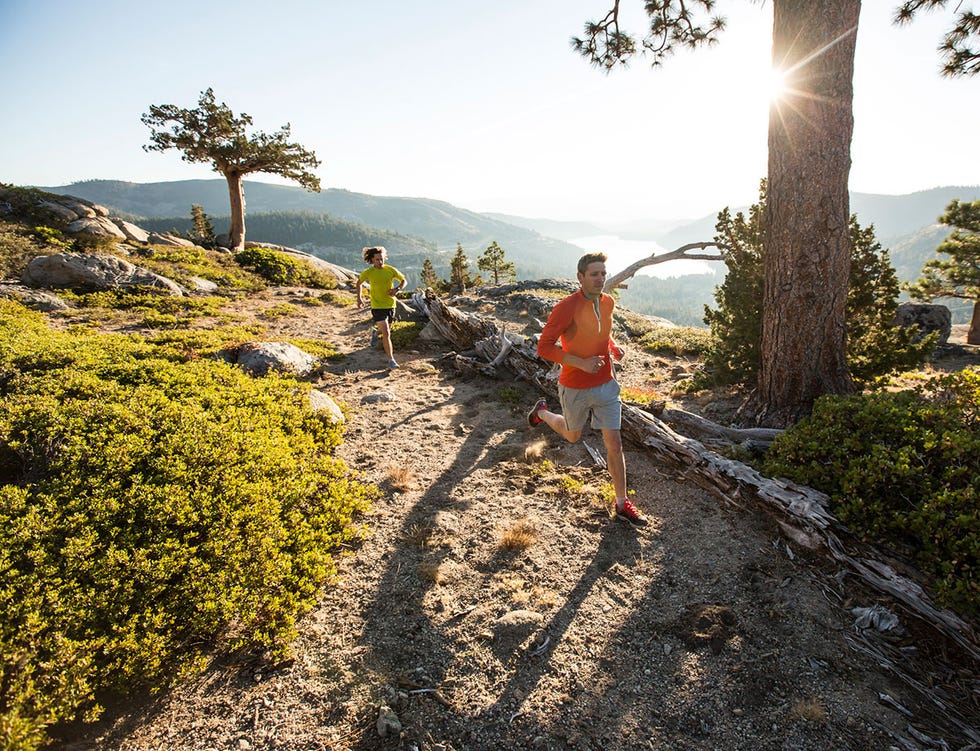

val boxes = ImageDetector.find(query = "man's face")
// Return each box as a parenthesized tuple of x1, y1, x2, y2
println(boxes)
(371, 252, 385, 268)
(577, 262, 607, 297)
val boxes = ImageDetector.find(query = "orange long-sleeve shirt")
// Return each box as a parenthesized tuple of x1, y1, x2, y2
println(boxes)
(537, 290, 618, 389)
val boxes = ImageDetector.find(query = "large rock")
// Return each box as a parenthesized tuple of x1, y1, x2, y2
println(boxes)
(67, 216, 127, 240)
(148, 232, 198, 248)
(22, 253, 184, 296)
(895, 302, 951, 345)
(0, 282, 70, 312)
(114, 219, 150, 244)
(233, 341, 319, 377)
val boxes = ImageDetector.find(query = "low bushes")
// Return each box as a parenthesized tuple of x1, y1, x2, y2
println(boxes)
(0, 301, 375, 749)
(764, 368, 979, 617)
(236, 247, 337, 289)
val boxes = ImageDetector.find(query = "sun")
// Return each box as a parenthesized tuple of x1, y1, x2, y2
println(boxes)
(767, 67, 789, 102)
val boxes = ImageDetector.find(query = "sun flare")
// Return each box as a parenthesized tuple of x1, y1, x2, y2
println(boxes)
(767, 67, 789, 102)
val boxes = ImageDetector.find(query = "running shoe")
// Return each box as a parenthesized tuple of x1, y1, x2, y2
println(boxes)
(615, 499, 648, 527)
(388, 358, 398, 369)
(527, 398, 548, 427)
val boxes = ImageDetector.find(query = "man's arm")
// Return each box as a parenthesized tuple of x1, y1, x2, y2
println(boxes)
(537, 298, 597, 372)
(389, 266, 406, 296)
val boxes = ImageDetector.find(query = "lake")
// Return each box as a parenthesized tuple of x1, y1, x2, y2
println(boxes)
(568, 234, 721, 279)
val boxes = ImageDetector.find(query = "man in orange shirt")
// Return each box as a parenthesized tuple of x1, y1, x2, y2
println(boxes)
(527, 252, 647, 526)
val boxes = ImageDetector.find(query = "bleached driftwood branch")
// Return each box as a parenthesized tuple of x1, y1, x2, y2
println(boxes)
(603, 241, 725, 293)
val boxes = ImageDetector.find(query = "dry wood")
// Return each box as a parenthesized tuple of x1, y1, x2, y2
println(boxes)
(602, 242, 725, 293)
(418, 290, 980, 661)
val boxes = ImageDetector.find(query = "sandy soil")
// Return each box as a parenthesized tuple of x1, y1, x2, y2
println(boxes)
(62, 286, 979, 751)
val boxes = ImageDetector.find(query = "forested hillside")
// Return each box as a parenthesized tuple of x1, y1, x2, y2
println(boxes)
(42, 178, 980, 325)
(43, 180, 585, 281)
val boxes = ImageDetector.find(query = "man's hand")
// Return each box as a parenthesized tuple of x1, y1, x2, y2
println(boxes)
(568, 354, 606, 373)
(610, 343, 624, 361)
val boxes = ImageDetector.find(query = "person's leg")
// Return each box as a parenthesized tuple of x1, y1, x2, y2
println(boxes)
(601, 428, 627, 500)
(530, 384, 585, 442)
(538, 408, 582, 443)
(377, 316, 394, 359)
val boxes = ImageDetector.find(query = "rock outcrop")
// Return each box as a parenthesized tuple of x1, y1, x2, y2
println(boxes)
(895, 302, 951, 345)
(22, 253, 184, 296)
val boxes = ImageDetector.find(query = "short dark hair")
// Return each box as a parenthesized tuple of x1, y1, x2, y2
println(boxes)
(577, 252, 607, 275)
(362, 246, 385, 263)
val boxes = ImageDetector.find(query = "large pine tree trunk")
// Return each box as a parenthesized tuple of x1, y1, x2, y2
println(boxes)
(224, 171, 246, 252)
(759, 0, 860, 426)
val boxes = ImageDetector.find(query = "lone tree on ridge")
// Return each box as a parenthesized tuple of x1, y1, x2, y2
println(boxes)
(141, 88, 321, 252)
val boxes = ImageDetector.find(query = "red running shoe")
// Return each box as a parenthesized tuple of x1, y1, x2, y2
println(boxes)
(527, 398, 548, 427)
(615, 499, 648, 527)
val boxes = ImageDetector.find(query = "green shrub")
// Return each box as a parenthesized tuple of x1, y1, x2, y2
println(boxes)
(0, 221, 40, 279)
(60, 289, 227, 329)
(764, 368, 980, 617)
(0, 300, 375, 748)
(321, 290, 356, 307)
(136, 245, 265, 293)
(259, 302, 299, 320)
(390, 320, 424, 349)
(236, 247, 337, 289)
(636, 325, 711, 357)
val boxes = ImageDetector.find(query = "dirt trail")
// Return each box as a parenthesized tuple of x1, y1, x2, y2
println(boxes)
(74, 289, 976, 751)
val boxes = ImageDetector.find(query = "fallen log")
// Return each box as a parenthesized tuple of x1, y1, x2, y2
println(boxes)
(418, 289, 980, 661)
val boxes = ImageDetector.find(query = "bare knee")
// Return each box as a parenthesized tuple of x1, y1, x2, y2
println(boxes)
(566, 430, 583, 443)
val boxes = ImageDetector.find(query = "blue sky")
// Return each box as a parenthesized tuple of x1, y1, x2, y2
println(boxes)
(1, 1, 977, 223)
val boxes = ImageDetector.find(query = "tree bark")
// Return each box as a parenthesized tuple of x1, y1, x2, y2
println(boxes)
(969, 299, 980, 345)
(225, 171, 246, 252)
(759, 0, 860, 426)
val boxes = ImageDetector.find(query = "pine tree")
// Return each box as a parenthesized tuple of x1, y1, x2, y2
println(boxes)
(449, 244, 481, 294)
(421, 257, 439, 288)
(142, 88, 320, 251)
(703, 182, 932, 387)
(189, 204, 216, 248)
(908, 199, 980, 344)
(477, 241, 517, 285)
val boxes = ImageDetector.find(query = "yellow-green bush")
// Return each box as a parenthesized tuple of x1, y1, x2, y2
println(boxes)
(764, 368, 979, 617)
(236, 247, 337, 289)
(135, 245, 265, 293)
(0, 301, 374, 749)
(390, 320, 424, 349)
(636, 325, 711, 357)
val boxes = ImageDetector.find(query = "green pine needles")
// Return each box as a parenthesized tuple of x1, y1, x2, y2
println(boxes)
(702, 181, 934, 388)
(0, 301, 375, 749)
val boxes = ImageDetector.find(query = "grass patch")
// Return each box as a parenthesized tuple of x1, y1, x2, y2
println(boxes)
(636, 325, 712, 357)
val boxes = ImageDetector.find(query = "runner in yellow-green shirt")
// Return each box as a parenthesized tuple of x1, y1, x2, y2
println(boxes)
(356, 246, 406, 369)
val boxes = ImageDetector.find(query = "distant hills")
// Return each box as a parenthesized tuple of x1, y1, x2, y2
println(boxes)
(41, 180, 586, 282)
(40, 178, 980, 325)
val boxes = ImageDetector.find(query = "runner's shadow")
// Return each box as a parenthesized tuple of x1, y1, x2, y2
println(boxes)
(479, 526, 642, 722)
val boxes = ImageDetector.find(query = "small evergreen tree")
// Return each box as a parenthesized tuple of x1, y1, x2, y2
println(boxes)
(477, 240, 517, 285)
(907, 199, 980, 344)
(448, 243, 481, 294)
(702, 181, 933, 387)
(189, 204, 216, 248)
(421, 257, 439, 288)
